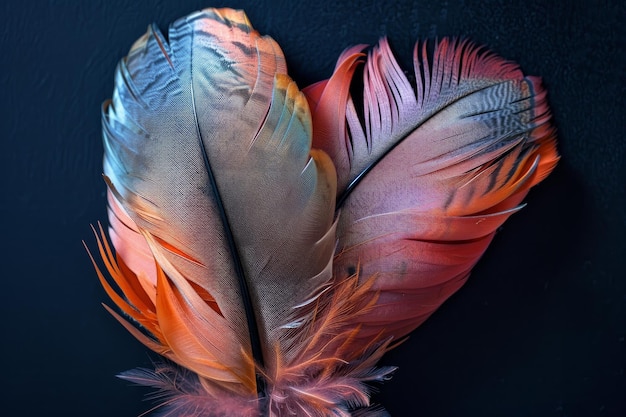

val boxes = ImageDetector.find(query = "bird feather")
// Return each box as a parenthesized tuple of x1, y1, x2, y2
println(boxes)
(88, 7, 558, 416)
(304, 37, 559, 343)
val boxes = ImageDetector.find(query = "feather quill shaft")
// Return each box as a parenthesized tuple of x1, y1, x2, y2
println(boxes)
(193, 94, 268, 396)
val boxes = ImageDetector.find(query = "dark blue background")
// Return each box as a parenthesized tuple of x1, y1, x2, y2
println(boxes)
(1, 1, 624, 416)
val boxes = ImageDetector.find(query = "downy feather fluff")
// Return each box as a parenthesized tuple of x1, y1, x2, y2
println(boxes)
(88, 7, 558, 416)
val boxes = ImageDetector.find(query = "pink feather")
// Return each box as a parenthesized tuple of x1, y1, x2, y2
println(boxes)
(304, 37, 559, 343)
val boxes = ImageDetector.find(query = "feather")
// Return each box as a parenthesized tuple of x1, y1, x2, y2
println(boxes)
(91, 8, 393, 416)
(304, 38, 559, 343)
(88, 7, 558, 416)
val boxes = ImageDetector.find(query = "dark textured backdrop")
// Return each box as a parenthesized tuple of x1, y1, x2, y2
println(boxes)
(1, 1, 624, 416)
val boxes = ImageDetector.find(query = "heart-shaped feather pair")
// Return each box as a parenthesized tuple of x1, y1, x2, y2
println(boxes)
(88, 7, 558, 416)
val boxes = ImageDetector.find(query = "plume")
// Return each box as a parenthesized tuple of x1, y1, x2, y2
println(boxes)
(87, 7, 558, 416)
(304, 38, 559, 343)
